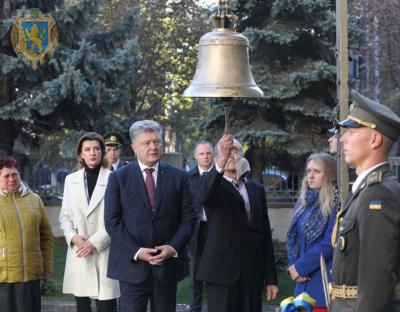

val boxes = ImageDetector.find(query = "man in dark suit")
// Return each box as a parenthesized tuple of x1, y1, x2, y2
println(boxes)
(330, 90, 400, 312)
(104, 120, 195, 312)
(104, 132, 128, 171)
(197, 133, 279, 312)
(188, 140, 214, 312)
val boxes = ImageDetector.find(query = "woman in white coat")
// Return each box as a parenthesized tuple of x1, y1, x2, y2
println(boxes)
(59, 132, 119, 312)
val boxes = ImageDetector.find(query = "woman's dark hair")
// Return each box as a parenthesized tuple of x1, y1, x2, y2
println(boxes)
(75, 132, 108, 169)
(0, 156, 19, 171)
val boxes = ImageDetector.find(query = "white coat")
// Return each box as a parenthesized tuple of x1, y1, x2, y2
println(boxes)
(59, 166, 120, 300)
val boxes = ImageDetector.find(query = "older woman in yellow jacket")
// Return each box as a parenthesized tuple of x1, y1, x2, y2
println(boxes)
(0, 156, 53, 312)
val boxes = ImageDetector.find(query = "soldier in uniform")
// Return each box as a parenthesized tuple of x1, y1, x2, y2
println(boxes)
(329, 90, 400, 312)
(104, 132, 128, 171)
(328, 127, 338, 154)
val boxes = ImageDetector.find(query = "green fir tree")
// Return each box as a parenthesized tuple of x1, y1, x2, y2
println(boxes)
(200, 0, 341, 181)
(0, 0, 208, 169)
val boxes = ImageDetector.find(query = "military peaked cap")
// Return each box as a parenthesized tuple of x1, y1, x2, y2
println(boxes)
(104, 132, 124, 147)
(328, 127, 338, 135)
(339, 90, 400, 141)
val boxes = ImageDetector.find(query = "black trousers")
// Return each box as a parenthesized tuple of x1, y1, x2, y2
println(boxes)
(75, 296, 117, 312)
(119, 274, 177, 312)
(0, 280, 41, 312)
(206, 278, 262, 312)
(190, 221, 207, 312)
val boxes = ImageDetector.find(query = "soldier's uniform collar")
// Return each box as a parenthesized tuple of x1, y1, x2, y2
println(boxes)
(352, 162, 388, 193)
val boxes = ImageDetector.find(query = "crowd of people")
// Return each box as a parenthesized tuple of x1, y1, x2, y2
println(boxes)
(1, 90, 400, 312)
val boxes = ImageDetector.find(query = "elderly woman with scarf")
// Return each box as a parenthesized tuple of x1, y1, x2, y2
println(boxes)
(286, 153, 337, 312)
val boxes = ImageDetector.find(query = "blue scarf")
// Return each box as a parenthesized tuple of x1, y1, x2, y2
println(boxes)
(287, 189, 328, 260)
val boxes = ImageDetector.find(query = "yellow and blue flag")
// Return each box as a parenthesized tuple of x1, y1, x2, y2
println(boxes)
(369, 200, 382, 210)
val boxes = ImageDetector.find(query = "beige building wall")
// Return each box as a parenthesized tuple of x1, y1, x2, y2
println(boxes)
(268, 208, 292, 243)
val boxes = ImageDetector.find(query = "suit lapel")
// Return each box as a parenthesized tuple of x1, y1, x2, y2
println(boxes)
(73, 169, 89, 215)
(87, 167, 109, 216)
(341, 183, 365, 218)
(223, 179, 248, 223)
(154, 162, 170, 217)
(193, 167, 200, 189)
(342, 191, 356, 212)
(344, 170, 373, 210)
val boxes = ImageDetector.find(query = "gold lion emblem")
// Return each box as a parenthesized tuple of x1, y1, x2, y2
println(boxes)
(11, 8, 58, 70)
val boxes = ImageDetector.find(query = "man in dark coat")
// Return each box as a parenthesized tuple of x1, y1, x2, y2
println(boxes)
(188, 140, 214, 312)
(197, 134, 278, 312)
(104, 120, 195, 312)
(330, 90, 400, 312)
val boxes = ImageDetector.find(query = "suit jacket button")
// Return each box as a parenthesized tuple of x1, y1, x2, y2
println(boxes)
(338, 236, 346, 250)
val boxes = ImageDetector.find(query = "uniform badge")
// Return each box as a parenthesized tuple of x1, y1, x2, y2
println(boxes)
(11, 8, 59, 70)
(369, 200, 382, 210)
(367, 171, 382, 186)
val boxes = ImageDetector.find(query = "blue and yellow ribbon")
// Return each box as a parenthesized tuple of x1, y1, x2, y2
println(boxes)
(293, 292, 316, 311)
(280, 292, 316, 312)
(280, 296, 296, 312)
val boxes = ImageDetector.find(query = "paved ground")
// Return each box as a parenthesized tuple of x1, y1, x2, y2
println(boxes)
(42, 301, 278, 312)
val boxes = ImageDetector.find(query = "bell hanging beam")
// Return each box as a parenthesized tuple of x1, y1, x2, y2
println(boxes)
(183, 0, 263, 98)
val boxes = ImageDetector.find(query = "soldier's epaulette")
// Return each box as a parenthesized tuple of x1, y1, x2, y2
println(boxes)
(367, 171, 383, 186)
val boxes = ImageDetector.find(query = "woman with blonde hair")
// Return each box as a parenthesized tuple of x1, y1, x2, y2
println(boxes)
(286, 152, 337, 312)
(59, 132, 119, 312)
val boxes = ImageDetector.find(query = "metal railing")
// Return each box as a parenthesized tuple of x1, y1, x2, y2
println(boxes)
(266, 157, 400, 209)
(389, 156, 400, 180)
(266, 190, 298, 208)
(28, 156, 400, 208)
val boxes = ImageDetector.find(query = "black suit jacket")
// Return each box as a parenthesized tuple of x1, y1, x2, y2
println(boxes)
(188, 166, 202, 255)
(104, 160, 195, 284)
(196, 167, 278, 291)
(188, 165, 215, 255)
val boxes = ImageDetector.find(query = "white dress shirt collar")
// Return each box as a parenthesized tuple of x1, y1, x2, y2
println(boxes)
(198, 166, 212, 175)
(112, 159, 120, 171)
(138, 160, 159, 172)
(222, 175, 251, 220)
(138, 160, 159, 185)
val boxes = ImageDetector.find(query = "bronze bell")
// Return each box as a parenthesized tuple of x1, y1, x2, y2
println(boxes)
(183, 0, 263, 98)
